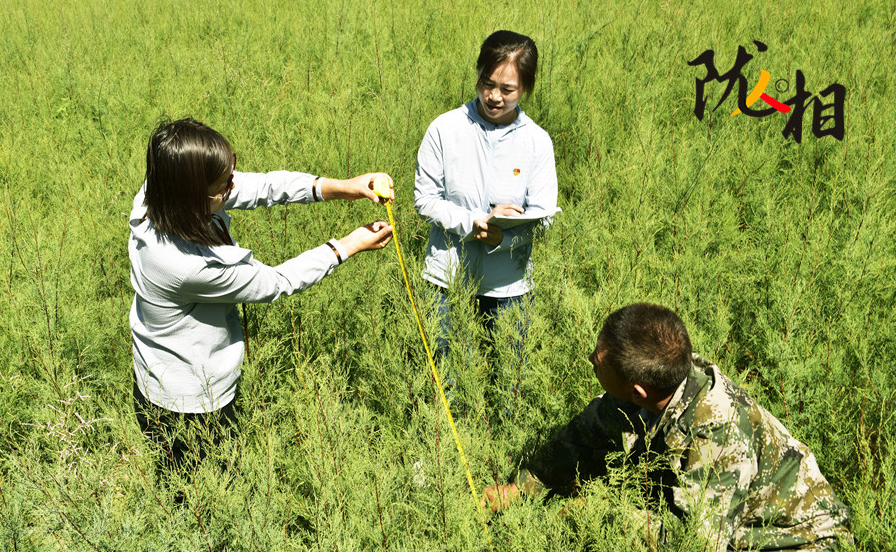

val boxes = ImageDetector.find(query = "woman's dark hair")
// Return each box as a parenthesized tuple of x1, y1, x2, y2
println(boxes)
(597, 303, 693, 393)
(144, 118, 234, 247)
(476, 30, 538, 94)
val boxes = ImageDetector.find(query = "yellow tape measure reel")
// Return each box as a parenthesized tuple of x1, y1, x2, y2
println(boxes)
(372, 175, 392, 200)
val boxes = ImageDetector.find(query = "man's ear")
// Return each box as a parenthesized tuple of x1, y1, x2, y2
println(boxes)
(631, 383, 676, 414)
(630, 383, 649, 405)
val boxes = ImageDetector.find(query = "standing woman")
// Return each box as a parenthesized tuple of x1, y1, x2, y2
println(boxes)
(413, 31, 558, 406)
(130, 118, 393, 473)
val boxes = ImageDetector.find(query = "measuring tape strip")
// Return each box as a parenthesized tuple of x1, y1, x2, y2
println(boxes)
(373, 176, 493, 549)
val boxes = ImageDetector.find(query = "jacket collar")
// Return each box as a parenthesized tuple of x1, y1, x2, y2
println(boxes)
(463, 99, 528, 131)
(651, 355, 716, 439)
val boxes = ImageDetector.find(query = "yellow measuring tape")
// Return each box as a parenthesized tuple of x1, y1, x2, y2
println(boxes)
(373, 177, 493, 549)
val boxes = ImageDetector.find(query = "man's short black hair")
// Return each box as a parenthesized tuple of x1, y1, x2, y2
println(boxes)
(597, 303, 693, 392)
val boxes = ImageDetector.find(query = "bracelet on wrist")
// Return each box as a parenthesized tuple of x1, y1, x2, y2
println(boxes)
(312, 176, 322, 202)
(326, 239, 344, 264)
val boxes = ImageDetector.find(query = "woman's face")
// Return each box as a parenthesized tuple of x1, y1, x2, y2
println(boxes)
(207, 155, 236, 213)
(477, 60, 524, 125)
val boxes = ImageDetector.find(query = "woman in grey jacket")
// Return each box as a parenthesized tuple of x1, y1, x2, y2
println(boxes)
(413, 30, 559, 414)
(130, 118, 393, 476)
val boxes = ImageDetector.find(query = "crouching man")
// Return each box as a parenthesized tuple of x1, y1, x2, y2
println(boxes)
(482, 303, 852, 550)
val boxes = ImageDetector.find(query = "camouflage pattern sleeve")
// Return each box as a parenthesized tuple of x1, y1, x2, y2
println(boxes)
(668, 412, 757, 547)
(665, 359, 852, 550)
(513, 467, 548, 499)
(516, 394, 643, 498)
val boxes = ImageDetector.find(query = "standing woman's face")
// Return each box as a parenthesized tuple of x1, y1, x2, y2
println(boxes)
(207, 155, 236, 213)
(477, 60, 523, 126)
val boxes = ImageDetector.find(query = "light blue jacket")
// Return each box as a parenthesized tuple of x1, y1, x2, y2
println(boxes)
(129, 171, 345, 413)
(414, 100, 558, 297)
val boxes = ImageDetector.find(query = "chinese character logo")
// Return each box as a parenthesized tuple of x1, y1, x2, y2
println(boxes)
(688, 40, 846, 143)
(729, 69, 790, 117)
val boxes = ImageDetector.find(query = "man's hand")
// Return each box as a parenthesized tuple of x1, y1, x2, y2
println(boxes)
(480, 483, 520, 512)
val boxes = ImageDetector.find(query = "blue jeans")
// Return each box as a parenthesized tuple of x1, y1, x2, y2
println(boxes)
(432, 286, 532, 416)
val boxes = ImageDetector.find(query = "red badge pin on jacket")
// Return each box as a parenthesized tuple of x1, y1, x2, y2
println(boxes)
(513, 168, 520, 176)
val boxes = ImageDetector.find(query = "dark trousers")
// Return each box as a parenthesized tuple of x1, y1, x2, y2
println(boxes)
(133, 380, 239, 477)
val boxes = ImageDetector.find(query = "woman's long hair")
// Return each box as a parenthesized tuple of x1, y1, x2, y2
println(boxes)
(144, 118, 233, 247)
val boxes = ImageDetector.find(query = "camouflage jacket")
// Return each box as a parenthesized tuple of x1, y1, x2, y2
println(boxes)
(516, 355, 851, 550)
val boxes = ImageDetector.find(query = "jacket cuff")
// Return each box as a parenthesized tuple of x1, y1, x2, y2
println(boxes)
(326, 239, 348, 265)
(514, 468, 547, 499)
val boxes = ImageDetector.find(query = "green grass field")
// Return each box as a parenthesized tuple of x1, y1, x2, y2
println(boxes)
(1, 0, 894, 549)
